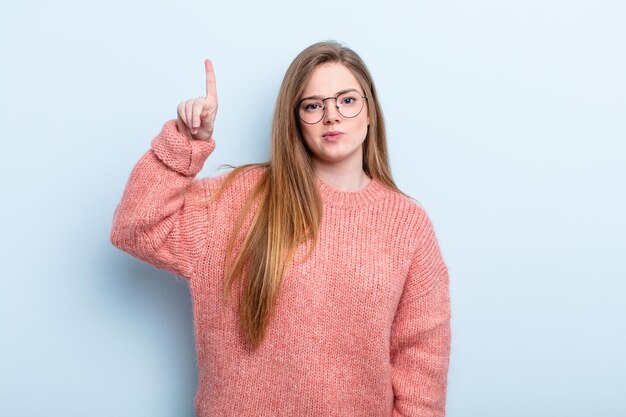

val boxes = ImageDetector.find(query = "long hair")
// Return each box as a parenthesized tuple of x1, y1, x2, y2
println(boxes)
(200, 40, 403, 350)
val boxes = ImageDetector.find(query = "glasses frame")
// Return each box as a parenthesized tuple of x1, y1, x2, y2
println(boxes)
(296, 89, 368, 125)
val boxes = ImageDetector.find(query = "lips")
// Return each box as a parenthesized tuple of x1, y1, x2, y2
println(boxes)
(323, 131, 343, 139)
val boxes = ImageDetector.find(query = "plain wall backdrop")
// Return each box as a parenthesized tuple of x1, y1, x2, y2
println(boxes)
(1, 1, 625, 416)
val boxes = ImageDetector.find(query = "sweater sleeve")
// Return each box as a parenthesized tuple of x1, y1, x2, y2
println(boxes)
(109, 119, 216, 280)
(390, 209, 451, 417)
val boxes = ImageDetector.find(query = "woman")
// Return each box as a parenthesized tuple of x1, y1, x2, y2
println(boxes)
(110, 40, 451, 417)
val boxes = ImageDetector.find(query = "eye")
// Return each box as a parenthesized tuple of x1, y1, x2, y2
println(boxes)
(340, 95, 358, 105)
(302, 101, 323, 112)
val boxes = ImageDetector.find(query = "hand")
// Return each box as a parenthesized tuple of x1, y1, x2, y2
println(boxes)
(176, 59, 218, 142)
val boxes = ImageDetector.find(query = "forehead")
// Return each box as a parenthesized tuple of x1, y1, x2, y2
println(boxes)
(301, 63, 362, 96)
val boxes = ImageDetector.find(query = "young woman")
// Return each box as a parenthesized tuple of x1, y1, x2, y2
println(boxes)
(110, 40, 451, 417)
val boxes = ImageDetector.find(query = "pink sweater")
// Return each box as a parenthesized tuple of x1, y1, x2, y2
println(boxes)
(110, 120, 451, 417)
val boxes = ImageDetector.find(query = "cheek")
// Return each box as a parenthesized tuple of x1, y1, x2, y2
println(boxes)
(298, 123, 317, 149)
(300, 123, 319, 141)
(355, 113, 370, 137)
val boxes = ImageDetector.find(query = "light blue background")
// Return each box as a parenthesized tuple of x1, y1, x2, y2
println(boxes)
(1, 1, 625, 416)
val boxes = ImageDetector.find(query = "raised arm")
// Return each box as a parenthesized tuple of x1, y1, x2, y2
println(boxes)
(109, 59, 220, 279)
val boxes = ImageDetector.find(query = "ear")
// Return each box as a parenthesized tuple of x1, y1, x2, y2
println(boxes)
(367, 116, 370, 125)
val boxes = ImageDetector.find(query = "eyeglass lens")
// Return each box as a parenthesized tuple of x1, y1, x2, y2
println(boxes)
(298, 91, 365, 124)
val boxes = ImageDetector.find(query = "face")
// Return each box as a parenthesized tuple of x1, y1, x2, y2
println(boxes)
(297, 63, 370, 171)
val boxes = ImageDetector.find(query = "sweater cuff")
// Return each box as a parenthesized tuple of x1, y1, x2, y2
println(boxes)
(150, 119, 216, 177)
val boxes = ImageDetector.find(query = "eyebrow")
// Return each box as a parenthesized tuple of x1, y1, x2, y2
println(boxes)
(300, 88, 362, 101)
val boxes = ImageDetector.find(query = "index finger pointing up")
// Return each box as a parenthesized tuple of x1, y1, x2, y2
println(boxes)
(205, 59, 217, 100)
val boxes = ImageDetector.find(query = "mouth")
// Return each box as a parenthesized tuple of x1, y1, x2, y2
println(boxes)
(323, 131, 344, 140)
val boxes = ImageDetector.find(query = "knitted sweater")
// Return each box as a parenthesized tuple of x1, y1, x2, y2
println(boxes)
(110, 120, 451, 417)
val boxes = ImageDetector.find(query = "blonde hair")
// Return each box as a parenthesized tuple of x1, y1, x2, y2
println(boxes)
(202, 40, 403, 350)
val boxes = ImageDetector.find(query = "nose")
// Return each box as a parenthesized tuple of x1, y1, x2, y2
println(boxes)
(323, 98, 341, 124)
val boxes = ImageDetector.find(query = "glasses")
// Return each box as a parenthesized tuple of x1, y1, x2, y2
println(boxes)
(297, 89, 368, 124)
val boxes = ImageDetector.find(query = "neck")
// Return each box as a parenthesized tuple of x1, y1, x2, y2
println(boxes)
(312, 162, 371, 192)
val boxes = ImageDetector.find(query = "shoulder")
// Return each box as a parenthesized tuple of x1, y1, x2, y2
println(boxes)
(376, 181, 432, 226)
(195, 164, 268, 206)
(374, 182, 442, 252)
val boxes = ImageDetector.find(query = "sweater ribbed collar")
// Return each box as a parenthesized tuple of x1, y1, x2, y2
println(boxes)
(314, 176, 388, 208)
